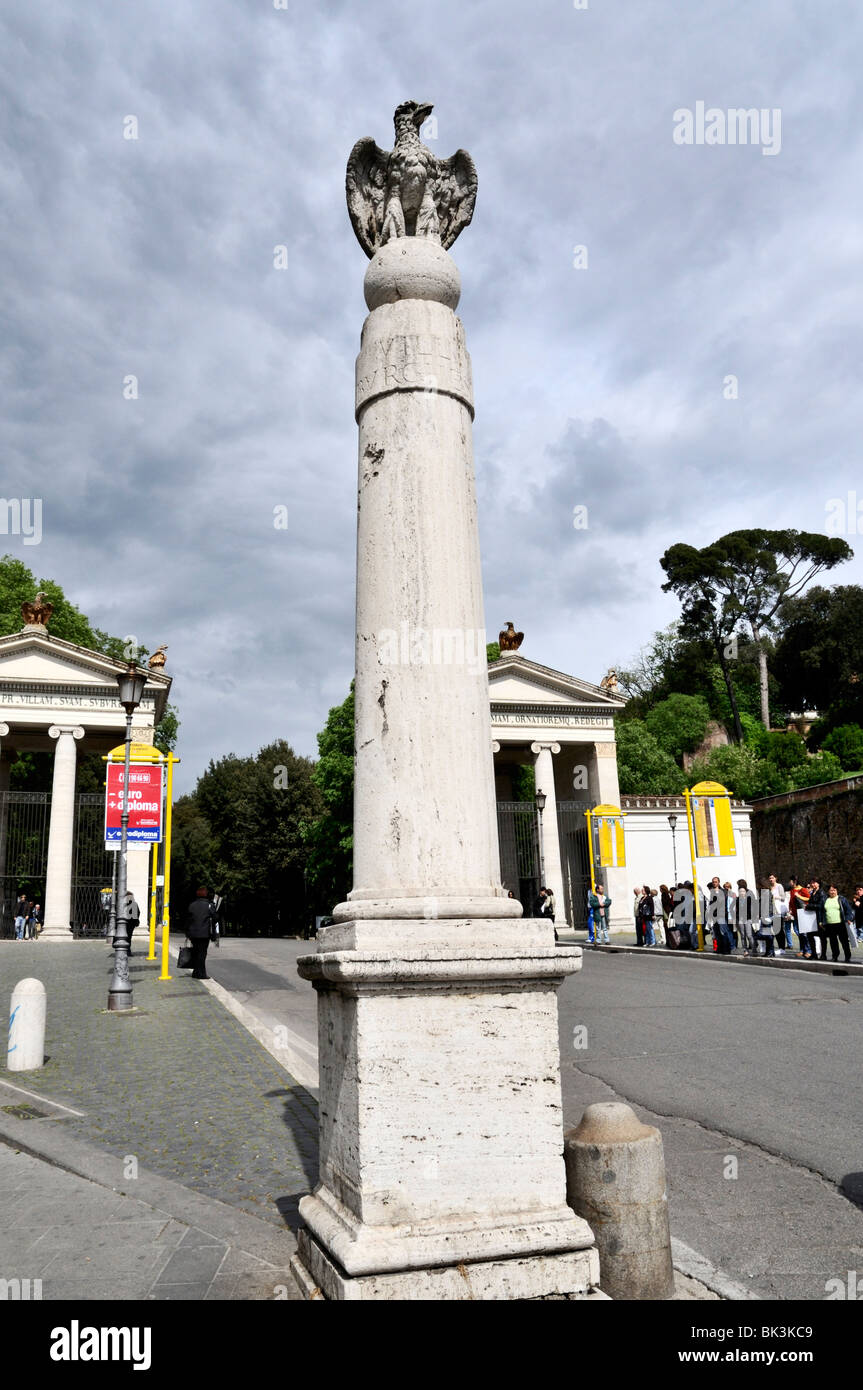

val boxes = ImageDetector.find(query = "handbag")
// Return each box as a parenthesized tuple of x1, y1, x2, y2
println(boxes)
(178, 940, 194, 969)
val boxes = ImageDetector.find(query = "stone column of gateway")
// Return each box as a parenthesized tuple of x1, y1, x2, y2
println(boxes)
(42, 725, 84, 941)
(531, 740, 568, 927)
(291, 101, 601, 1300)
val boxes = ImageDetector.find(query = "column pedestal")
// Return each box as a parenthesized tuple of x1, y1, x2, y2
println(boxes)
(292, 921, 595, 1299)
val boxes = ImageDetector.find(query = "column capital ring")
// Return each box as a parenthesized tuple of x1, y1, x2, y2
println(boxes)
(530, 741, 561, 756)
(49, 725, 85, 740)
(0, 722, 9, 738)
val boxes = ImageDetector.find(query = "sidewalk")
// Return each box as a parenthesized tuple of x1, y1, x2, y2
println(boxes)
(0, 941, 317, 1299)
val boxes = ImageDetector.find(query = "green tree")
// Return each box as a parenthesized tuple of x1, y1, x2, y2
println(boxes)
(686, 744, 785, 800)
(191, 741, 322, 933)
(761, 730, 807, 772)
(644, 693, 711, 762)
(709, 529, 851, 729)
(302, 686, 355, 913)
(787, 750, 843, 790)
(773, 585, 863, 733)
(821, 724, 863, 771)
(615, 720, 686, 795)
(659, 544, 746, 743)
(660, 532, 851, 740)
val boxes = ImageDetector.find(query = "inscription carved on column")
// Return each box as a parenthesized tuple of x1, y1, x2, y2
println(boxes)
(356, 323, 474, 416)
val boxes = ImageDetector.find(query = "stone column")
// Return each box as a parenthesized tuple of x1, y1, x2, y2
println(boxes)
(42, 726, 84, 941)
(531, 741, 567, 927)
(292, 235, 597, 1300)
(589, 741, 630, 933)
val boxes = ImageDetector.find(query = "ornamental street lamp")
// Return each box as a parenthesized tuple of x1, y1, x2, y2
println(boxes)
(667, 812, 679, 886)
(108, 662, 147, 1012)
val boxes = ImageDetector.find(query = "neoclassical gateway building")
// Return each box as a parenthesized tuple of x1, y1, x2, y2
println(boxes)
(0, 601, 171, 940)
(489, 647, 755, 934)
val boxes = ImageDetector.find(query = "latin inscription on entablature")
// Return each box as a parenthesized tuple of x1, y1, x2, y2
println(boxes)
(490, 710, 613, 730)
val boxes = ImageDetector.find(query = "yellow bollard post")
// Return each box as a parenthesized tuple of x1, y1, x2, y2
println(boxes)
(159, 752, 176, 981)
(147, 838, 158, 961)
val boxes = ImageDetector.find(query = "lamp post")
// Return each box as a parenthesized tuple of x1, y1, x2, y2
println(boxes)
(535, 788, 547, 898)
(667, 812, 679, 886)
(108, 662, 147, 1012)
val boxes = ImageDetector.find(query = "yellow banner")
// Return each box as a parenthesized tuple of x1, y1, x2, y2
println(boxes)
(593, 813, 626, 868)
(692, 795, 735, 858)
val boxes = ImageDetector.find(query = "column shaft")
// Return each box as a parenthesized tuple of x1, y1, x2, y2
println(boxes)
(42, 727, 83, 940)
(531, 742, 567, 926)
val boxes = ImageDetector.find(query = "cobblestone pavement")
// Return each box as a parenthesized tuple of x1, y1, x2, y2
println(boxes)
(0, 942, 319, 1230)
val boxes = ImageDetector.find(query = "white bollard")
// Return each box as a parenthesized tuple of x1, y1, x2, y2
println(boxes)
(8, 978, 46, 1072)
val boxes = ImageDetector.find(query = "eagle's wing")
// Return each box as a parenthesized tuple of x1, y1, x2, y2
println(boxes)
(432, 148, 478, 250)
(346, 137, 389, 258)
(514, 631, 524, 647)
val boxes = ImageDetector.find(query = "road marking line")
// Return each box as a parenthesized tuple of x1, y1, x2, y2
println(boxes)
(0, 1079, 85, 1118)
(672, 1237, 760, 1300)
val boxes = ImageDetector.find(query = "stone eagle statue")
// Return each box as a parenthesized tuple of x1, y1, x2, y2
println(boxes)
(21, 592, 53, 629)
(346, 101, 477, 258)
(499, 621, 524, 652)
(148, 644, 168, 670)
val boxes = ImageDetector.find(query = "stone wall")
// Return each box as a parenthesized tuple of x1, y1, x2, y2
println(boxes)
(750, 776, 863, 892)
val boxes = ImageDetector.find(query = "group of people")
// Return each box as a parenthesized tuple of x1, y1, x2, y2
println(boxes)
(606, 875, 863, 963)
(12, 893, 42, 940)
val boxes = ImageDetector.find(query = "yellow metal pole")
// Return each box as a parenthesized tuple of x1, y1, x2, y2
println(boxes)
(584, 809, 596, 892)
(147, 838, 158, 961)
(159, 752, 175, 982)
(683, 787, 704, 950)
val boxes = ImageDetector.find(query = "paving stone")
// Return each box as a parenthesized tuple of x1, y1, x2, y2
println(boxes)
(0, 943, 319, 1228)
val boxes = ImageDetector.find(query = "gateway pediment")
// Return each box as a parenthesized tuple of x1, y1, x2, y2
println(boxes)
(0, 645, 125, 686)
(488, 654, 625, 711)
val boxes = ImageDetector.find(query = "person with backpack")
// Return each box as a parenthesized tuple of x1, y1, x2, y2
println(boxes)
(636, 886, 656, 947)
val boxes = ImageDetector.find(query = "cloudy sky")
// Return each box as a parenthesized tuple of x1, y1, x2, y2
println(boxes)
(2, 0, 860, 792)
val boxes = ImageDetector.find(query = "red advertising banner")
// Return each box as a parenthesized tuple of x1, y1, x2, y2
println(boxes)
(105, 763, 164, 844)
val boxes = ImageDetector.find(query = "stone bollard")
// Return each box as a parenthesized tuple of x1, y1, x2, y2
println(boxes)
(564, 1102, 674, 1300)
(8, 978, 46, 1072)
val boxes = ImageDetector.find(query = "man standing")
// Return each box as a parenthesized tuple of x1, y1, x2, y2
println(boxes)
(122, 891, 141, 955)
(185, 886, 215, 980)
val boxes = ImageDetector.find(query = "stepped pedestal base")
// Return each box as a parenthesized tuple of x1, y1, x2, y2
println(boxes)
(291, 1228, 602, 1301)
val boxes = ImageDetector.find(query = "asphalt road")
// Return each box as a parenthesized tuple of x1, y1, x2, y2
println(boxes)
(208, 937, 863, 1300)
(558, 950, 863, 1300)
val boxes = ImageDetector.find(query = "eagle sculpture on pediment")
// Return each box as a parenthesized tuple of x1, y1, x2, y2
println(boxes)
(21, 592, 53, 628)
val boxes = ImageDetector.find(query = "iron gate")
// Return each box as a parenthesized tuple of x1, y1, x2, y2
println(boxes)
(0, 790, 116, 939)
(556, 800, 592, 932)
(496, 800, 540, 917)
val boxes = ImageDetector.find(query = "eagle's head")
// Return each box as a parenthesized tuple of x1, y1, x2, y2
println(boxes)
(394, 100, 434, 132)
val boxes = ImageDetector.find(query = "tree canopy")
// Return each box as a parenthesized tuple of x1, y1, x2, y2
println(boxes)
(660, 530, 851, 737)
